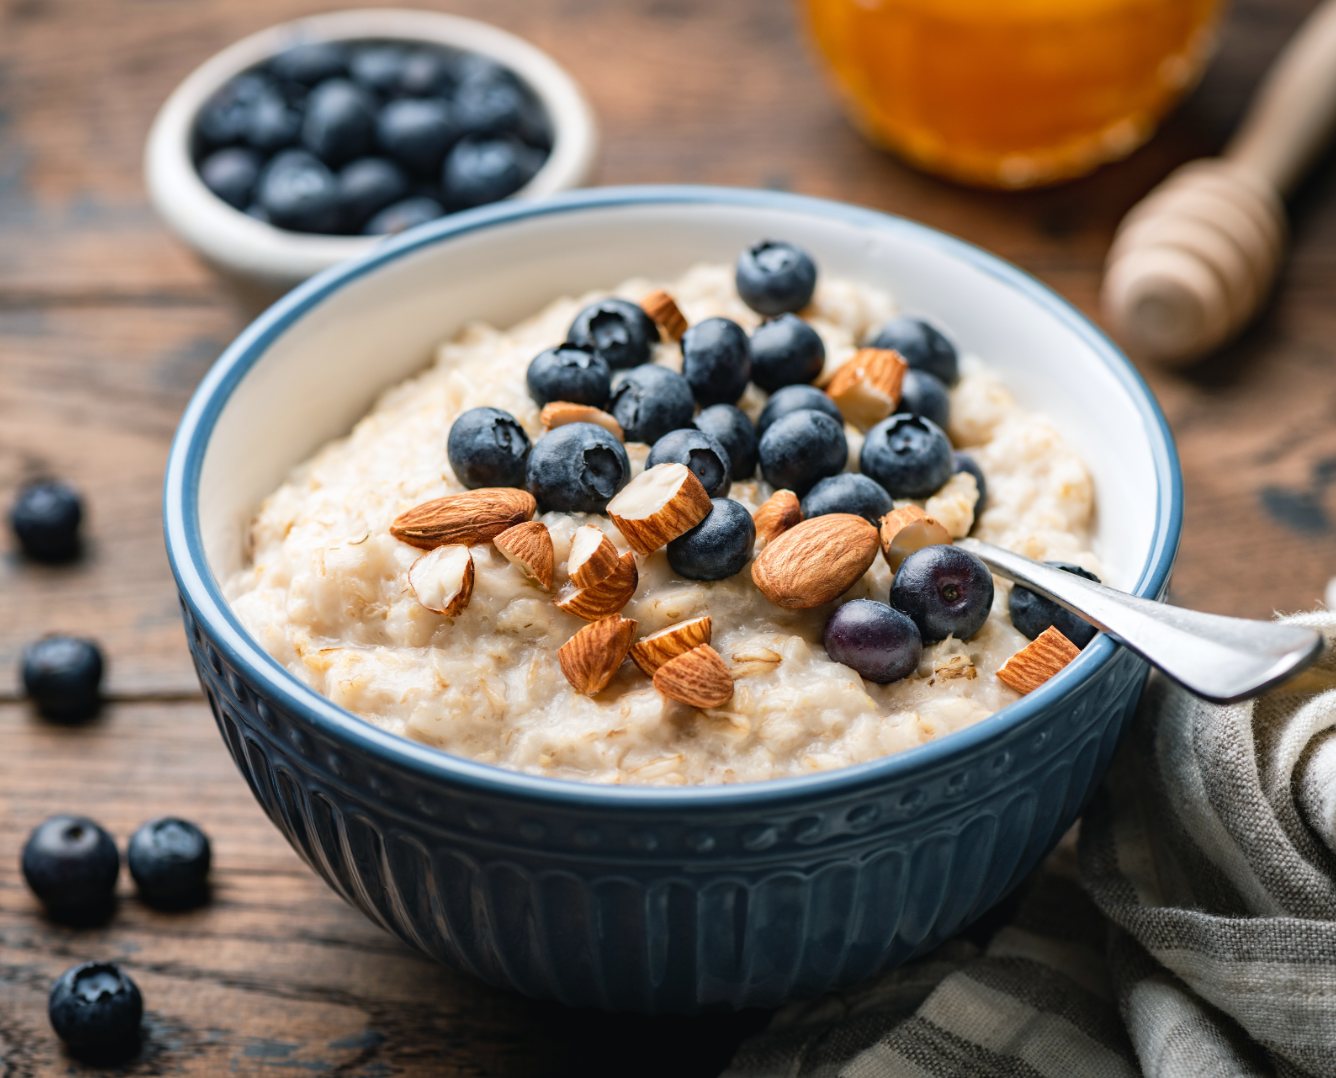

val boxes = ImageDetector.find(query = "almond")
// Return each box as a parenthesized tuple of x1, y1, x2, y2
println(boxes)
(641, 288, 688, 341)
(996, 626, 1080, 695)
(751, 513, 879, 609)
(825, 348, 908, 429)
(492, 520, 554, 590)
(391, 488, 536, 549)
(407, 545, 474, 616)
(752, 489, 803, 547)
(606, 463, 712, 554)
(879, 505, 953, 570)
(652, 644, 734, 708)
(555, 551, 638, 620)
(629, 615, 713, 675)
(540, 401, 624, 440)
(567, 524, 621, 587)
(558, 615, 638, 696)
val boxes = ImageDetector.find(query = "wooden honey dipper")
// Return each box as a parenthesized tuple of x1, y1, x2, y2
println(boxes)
(1102, 0, 1336, 365)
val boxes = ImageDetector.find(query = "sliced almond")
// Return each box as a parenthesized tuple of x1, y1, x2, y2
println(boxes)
(630, 615, 713, 675)
(641, 288, 688, 341)
(752, 489, 803, 547)
(652, 644, 734, 709)
(558, 615, 638, 696)
(555, 551, 638, 620)
(540, 401, 625, 440)
(492, 520, 554, 590)
(606, 463, 712, 554)
(751, 513, 879, 609)
(878, 505, 953, 570)
(567, 524, 621, 587)
(825, 348, 908, 430)
(997, 626, 1080, 695)
(407, 545, 474, 616)
(391, 488, 536, 549)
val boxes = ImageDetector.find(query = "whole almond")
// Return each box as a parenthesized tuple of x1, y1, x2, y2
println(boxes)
(407, 545, 475, 616)
(558, 615, 638, 696)
(540, 401, 624, 440)
(997, 626, 1080, 695)
(606, 463, 712, 554)
(493, 520, 554, 590)
(652, 644, 734, 708)
(556, 551, 639, 620)
(630, 615, 713, 675)
(751, 513, 879, 608)
(641, 288, 689, 341)
(752, 489, 803, 547)
(391, 488, 536, 549)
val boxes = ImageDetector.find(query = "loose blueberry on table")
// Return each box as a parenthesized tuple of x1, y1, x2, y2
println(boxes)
(9, 478, 84, 562)
(127, 817, 213, 910)
(21, 815, 120, 923)
(20, 635, 104, 723)
(48, 961, 143, 1062)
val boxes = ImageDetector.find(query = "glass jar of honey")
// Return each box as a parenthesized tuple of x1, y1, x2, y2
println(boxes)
(802, 0, 1224, 188)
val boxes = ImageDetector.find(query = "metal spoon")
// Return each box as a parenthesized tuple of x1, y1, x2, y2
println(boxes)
(957, 538, 1327, 704)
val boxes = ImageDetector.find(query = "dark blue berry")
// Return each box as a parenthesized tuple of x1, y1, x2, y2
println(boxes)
(242, 89, 300, 153)
(1009, 562, 1101, 648)
(21, 636, 103, 722)
(442, 133, 542, 208)
(349, 43, 408, 96)
(48, 962, 142, 1062)
(800, 473, 893, 524)
(681, 317, 751, 406)
(525, 423, 630, 513)
(860, 414, 953, 498)
(127, 817, 212, 910)
(866, 316, 959, 386)
(891, 546, 994, 643)
(336, 157, 410, 228)
(648, 429, 731, 498)
(399, 48, 459, 97)
(567, 299, 658, 371)
(200, 147, 261, 210)
(749, 314, 825, 392)
(256, 150, 340, 232)
(453, 69, 546, 142)
(899, 369, 951, 430)
(21, 815, 119, 921)
(270, 41, 349, 86)
(363, 196, 443, 236)
(447, 406, 531, 489)
(666, 498, 754, 581)
(693, 404, 758, 480)
(735, 240, 817, 316)
(758, 409, 847, 496)
(755, 384, 842, 438)
(608, 365, 695, 445)
(952, 452, 988, 519)
(376, 98, 456, 175)
(195, 73, 268, 148)
(10, 479, 83, 562)
(301, 78, 376, 165)
(526, 345, 611, 408)
(824, 599, 922, 683)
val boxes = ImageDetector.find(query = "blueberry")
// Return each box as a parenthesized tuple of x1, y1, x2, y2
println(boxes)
(666, 498, 754, 581)
(647, 429, 731, 498)
(442, 133, 542, 208)
(899, 369, 951, 430)
(866, 316, 959, 386)
(755, 384, 842, 438)
(377, 98, 456, 175)
(270, 41, 349, 86)
(860, 414, 953, 498)
(952, 452, 988, 519)
(749, 314, 825, 392)
(336, 157, 410, 228)
(242, 89, 300, 153)
(693, 404, 758, 480)
(567, 299, 658, 371)
(824, 599, 922, 683)
(195, 73, 269, 148)
(127, 817, 212, 910)
(21, 636, 103, 722)
(757, 409, 847, 496)
(453, 69, 545, 141)
(349, 43, 408, 96)
(199, 147, 261, 210)
(256, 150, 341, 233)
(1008, 562, 1101, 648)
(399, 48, 459, 97)
(681, 318, 751, 406)
(891, 546, 994, 643)
(9, 479, 83, 562)
(301, 79, 376, 165)
(800, 473, 893, 524)
(363, 196, 444, 236)
(447, 406, 531, 489)
(608, 365, 695, 444)
(48, 962, 143, 1062)
(21, 815, 119, 921)
(735, 240, 817, 316)
(526, 345, 611, 408)
(525, 422, 630, 513)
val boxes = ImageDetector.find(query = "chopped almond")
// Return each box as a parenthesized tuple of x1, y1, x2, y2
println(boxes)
(825, 348, 907, 429)
(556, 551, 638, 620)
(997, 627, 1080, 695)
(559, 615, 638, 695)
(492, 520, 554, 590)
(652, 644, 734, 708)
(630, 616, 713, 675)
(568, 524, 621, 587)
(642, 289, 688, 341)
(606, 463, 712, 554)
(878, 505, 953, 570)
(407, 545, 474, 616)
(540, 402, 624, 440)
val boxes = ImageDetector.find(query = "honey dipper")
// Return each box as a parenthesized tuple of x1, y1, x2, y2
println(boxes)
(1102, 0, 1336, 365)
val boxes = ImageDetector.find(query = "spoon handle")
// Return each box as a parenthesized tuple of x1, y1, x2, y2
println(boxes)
(957, 539, 1325, 704)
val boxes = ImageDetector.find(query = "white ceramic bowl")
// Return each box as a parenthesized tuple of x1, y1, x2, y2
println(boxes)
(145, 8, 597, 305)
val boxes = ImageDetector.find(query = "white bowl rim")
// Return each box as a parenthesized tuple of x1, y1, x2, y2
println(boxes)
(163, 184, 1183, 810)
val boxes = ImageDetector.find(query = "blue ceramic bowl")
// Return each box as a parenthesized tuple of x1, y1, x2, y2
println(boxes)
(164, 186, 1181, 1013)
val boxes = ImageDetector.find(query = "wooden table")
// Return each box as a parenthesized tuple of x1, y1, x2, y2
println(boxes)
(1, 0, 1332, 1072)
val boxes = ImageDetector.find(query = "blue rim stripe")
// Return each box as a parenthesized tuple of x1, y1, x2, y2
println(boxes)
(163, 184, 1183, 810)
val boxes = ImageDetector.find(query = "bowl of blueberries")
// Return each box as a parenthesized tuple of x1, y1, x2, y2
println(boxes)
(145, 8, 596, 304)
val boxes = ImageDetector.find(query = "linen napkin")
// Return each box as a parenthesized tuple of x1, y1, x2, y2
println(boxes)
(725, 611, 1336, 1078)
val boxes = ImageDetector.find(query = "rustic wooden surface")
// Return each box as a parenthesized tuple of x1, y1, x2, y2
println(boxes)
(1, 0, 1333, 1073)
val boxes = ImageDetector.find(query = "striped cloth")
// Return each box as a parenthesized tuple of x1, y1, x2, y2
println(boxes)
(726, 612, 1336, 1078)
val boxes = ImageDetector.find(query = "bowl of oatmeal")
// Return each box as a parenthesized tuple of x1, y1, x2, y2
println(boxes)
(164, 186, 1181, 1012)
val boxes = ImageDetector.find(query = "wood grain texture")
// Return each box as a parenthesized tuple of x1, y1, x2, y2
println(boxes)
(0, 0, 1333, 1073)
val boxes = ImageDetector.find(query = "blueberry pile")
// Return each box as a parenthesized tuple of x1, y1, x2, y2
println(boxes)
(194, 39, 552, 235)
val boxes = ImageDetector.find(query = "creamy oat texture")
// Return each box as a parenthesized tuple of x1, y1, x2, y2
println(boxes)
(227, 264, 1099, 785)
